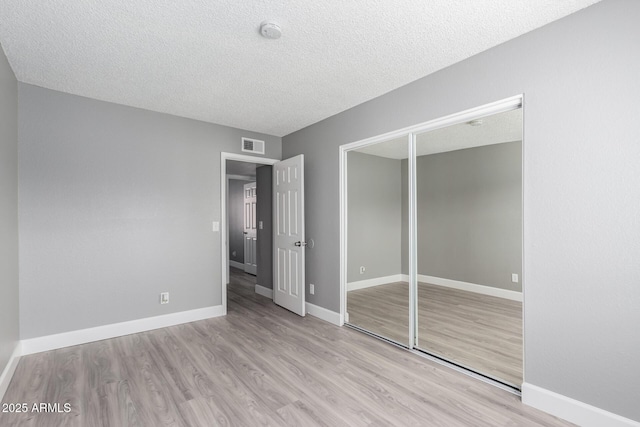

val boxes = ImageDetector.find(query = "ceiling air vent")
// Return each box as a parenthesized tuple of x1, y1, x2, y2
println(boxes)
(241, 137, 265, 155)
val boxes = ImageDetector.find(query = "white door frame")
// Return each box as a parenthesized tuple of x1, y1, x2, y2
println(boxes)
(221, 152, 279, 315)
(339, 94, 524, 350)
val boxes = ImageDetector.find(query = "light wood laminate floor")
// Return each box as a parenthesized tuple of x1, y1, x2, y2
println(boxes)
(347, 281, 522, 386)
(0, 269, 568, 426)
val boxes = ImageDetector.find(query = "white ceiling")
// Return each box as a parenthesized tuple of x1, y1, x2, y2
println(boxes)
(357, 107, 522, 159)
(0, 1, 600, 137)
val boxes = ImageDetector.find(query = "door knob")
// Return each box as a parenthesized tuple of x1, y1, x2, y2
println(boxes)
(294, 241, 307, 247)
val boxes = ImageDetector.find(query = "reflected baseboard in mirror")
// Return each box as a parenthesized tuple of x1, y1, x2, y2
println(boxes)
(347, 280, 522, 387)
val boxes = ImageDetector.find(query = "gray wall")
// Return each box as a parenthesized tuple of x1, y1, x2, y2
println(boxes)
(416, 142, 522, 291)
(228, 179, 248, 265)
(347, 151, 403, 283)
(0, 45, 19, 377)
(256, 165, 273, 289)
(18, 84, 281, 339)
(282, 0, 640, 421)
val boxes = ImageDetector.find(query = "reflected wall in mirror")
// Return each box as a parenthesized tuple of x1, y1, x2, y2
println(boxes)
(346, 135, 410, 346)
(415, 107, 523, 386)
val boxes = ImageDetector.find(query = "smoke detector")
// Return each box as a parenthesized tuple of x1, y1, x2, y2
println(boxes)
(260, 21, 282, 39)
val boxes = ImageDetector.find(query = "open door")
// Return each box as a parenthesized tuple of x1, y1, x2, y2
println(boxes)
(273, 155, 305, 316)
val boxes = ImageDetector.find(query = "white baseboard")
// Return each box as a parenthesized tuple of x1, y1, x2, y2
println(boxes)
(419, 274, 523, 302)
(306, 302, 342, 326)
(522, 383, 640, 427)
(21, 305, 225, 355)
(255, 284, 273, 299)
(0, 343, 22, 402)
(347, 274, 404, 291)
(229, 260, 244, 269)
(347, 273, 522, 302)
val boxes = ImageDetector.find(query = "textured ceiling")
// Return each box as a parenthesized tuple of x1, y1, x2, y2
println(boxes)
(0, 1, 600, 137)
(358, 107, 522, 159)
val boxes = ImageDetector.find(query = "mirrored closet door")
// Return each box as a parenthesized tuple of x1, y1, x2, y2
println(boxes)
(343, 97, 523, 388)
(414, 107, 523, 387)
(345, 135, 410, 346)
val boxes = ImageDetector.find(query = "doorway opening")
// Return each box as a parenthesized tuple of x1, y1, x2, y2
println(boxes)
(221, 153, 278, 315)
(227, 170, 255, 273)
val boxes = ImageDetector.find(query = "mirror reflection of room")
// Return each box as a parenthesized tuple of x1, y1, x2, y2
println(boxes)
(415, 108, 523, 387)
(346, 136, 410, 346)
(345, 107, 523, 388)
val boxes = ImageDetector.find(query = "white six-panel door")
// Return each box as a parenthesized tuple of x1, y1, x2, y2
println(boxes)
(243, 182, 257, 275)
(273, 155, 305, 316)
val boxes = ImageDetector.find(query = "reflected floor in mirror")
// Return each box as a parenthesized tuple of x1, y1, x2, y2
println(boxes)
(347, 281, 522, 386)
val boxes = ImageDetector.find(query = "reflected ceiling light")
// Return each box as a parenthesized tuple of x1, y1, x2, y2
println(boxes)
(467, 119, 484, 126)
(260, 21, 282, 39)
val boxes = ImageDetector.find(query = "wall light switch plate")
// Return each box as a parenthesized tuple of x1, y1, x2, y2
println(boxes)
(259, 221, 263, 230)
(512, 273, 519, 283)
(309, 284, 315, 295)
(212, 221, 219, 232)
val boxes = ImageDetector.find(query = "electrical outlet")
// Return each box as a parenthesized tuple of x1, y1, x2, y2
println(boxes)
(160, 292, 169, 304)
(309, 284, 315, 295)
(360, 266, 366, 274)
(511, 273, 519, 283)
